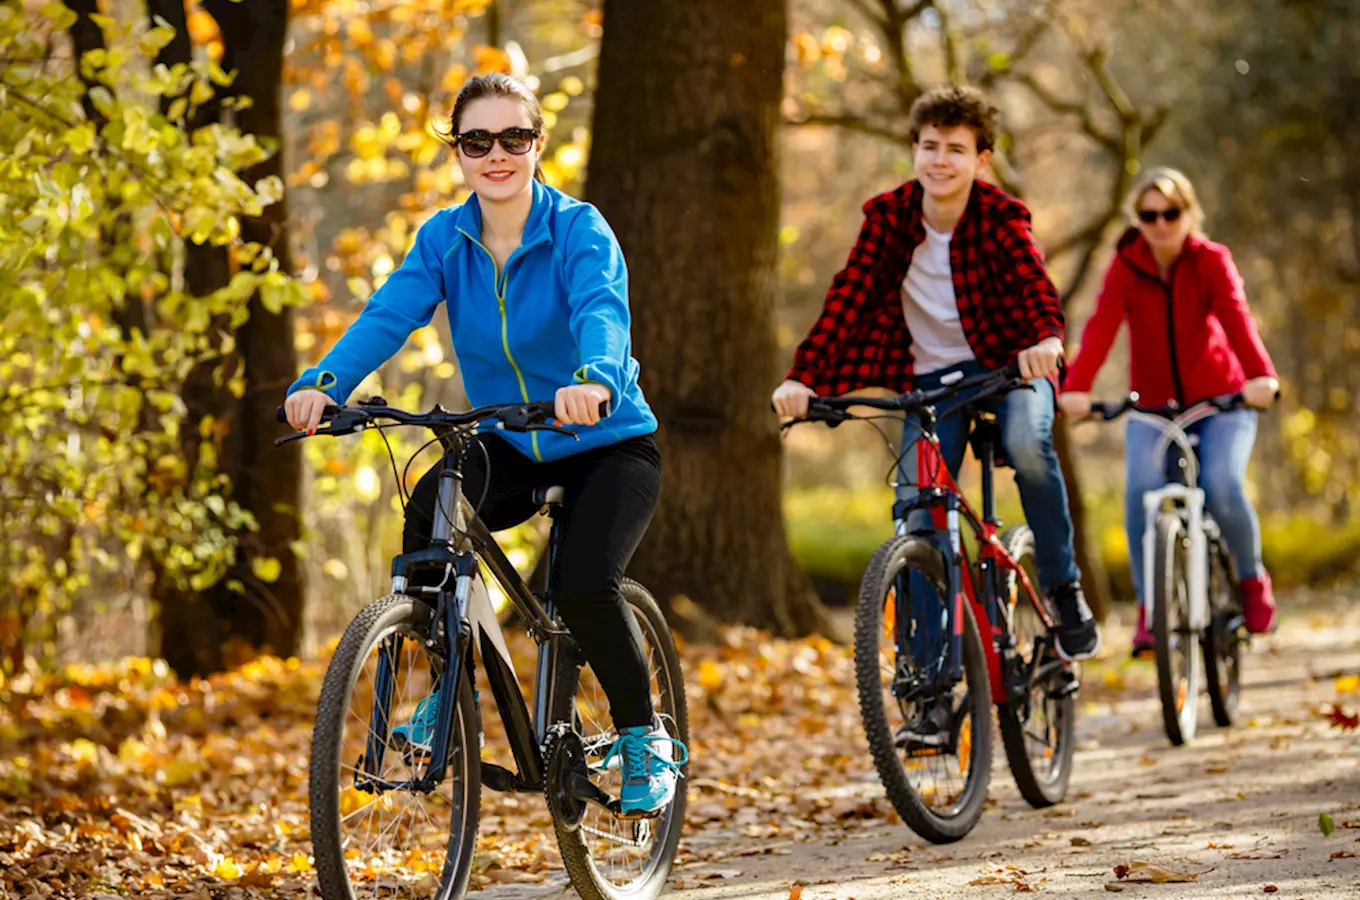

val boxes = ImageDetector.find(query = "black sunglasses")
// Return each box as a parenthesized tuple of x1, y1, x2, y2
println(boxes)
(1137, 207, 1183, 224)
(454, 128, 539, 158)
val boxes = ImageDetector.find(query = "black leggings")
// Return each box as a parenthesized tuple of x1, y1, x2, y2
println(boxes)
(403, 433, 662, 729)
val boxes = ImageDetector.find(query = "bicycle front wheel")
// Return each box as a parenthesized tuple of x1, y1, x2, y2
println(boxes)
(1203, 537, 1242, 727)
(995, 525, 1076, 808)
(854, 535, 992, 844)
(548, 579, 688, 900)
(310, 594, 481, 900)
(1152, 514, 1201, 746)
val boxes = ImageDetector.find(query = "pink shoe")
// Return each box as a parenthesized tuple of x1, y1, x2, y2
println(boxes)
(1240, 571, 1277, 634)
(1131, 611, 1155, 659)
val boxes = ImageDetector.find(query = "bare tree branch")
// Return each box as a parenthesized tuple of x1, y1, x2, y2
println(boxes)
(786, 112, 913, 146)
(977, 2, 1054, 88)
(988, 150, 1025, 198)
(845, 0, 884, 28)
(1015, 71, 1120, 153)
(927, 0, 966, 85)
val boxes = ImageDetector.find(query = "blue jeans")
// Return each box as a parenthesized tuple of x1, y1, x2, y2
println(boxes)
(1125, 408, 1261, 606)
(895, 361, 1080, 673)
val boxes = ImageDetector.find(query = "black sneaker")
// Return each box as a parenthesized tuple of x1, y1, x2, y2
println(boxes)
(893, 699, 954, 755)
(1050, 581, 1101, 661)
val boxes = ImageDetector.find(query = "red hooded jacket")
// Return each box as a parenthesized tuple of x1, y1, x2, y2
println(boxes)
(1063, 230, 1276, 406)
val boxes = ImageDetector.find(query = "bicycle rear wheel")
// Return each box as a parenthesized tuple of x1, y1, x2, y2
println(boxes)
(1152, 514, 1201, 746)
(854, 535, 992, 844)
(310, 595, 481, 900)
(1203, 538, 1242, 727)
(548, 579, 688, 900)
(994, 525, 1076, 808)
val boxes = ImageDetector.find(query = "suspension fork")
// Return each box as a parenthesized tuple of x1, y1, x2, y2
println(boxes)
(412, 552, 476, 790)
(359, 632, 403, 786)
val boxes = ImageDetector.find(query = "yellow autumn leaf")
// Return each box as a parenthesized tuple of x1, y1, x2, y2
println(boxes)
(1336, 674, 1359, 694)
(213, 856, 242, 879)
(288, 853, 312, 873)
(68, 738, 100, 767)
(252, 556, 283, 583)
(697, 659, 723, 690)
(159, 758, 204, 787)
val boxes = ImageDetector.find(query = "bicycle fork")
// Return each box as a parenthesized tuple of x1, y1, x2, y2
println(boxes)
(356, 553, 476, 794)
(1142, 486, 1209, 633)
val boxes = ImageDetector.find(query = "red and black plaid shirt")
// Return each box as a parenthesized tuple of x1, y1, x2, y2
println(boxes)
(785, 179, 1063, 396)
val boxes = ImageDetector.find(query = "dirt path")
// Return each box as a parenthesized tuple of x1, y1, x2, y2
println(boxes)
(478, 589, 1360, 899)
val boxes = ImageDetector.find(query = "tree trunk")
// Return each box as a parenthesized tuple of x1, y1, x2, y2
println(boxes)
(586, 0, 827, 637)
(1053, 420, 1113, 618)
(212, 0, 304, 660)
(149, 0, 303, 676)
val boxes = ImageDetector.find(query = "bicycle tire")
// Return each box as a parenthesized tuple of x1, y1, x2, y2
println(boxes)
(994, 525, 1076, 808)
(310, 594, 481, 900)
(548, 579, 688, 900)
(1152, 514, 1200, 746)
(854, 535, 992, 844)
(1203, 539, 1242, 727)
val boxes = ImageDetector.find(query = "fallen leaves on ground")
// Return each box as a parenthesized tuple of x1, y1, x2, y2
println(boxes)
(0, 624, 890, 896)
(1113, 860, 1206, 883)
(968, 864, 1043, 891)
(1317, 703, 1360, 731)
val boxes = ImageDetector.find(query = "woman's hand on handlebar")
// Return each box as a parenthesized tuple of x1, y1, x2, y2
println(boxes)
(1243, 376, 1280, 409)
(771, 379, 816, 420)
(1057, 391, 1093, 419)
(285, 389, 332, 434)
(555, 383, 609, 426)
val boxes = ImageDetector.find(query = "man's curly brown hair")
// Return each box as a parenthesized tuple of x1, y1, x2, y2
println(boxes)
(906, 85, 999, 154)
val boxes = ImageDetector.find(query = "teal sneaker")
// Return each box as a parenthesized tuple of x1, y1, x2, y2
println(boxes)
(389, 687, 441, 753)
(601, 718, 688, 816)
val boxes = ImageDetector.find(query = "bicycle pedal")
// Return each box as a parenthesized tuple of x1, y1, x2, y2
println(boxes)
(614, 806, 663, 821)
(1052, 671, 1081, 698)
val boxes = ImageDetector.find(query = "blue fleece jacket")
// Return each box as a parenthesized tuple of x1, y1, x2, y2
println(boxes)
(288, 181, 657, 462)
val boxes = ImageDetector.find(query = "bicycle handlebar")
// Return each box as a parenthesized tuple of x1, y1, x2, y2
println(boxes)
(273, 397, 609, 446)
(784, 362, 1028, 429)
(1087, 392, 1250, 421)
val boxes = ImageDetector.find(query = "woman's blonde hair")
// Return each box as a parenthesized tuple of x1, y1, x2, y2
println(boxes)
(1125, 166, 1204, 233)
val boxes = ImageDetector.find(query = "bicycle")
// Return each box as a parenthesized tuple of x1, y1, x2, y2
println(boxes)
(276, 397, 688, 900)
(1087, 392, 1251, 746)
(785, 364, 1079, 844)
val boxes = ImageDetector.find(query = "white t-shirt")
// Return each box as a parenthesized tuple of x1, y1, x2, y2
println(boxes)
(901, 223, 976, 375)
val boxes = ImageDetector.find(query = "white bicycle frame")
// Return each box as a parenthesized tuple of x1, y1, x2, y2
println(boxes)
(1131, 404, 1223, 638)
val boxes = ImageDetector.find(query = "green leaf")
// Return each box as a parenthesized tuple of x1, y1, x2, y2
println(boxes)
(139, 24, 177, 57)
(1320, 812, 1335, 836)
(39, 1, 78, 29)
(251, 556, 282, 584)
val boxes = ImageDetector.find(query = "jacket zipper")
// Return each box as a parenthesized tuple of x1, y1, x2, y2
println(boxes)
(457, 227, 543, 461)
(1161, 259, 1185, 407)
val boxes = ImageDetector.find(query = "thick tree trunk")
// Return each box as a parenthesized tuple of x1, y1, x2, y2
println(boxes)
(1053, 420, 1113, 618)
(150, 0, 303, 676)
(587, 0, 827, 636)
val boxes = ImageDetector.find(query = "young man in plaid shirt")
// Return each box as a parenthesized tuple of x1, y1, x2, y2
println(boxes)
(773, 85, 1100, 663)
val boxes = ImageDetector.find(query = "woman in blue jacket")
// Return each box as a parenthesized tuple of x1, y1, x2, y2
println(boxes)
(283, 74, 681, 815)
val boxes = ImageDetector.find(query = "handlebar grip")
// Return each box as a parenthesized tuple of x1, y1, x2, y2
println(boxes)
(277, 403, 342, 427)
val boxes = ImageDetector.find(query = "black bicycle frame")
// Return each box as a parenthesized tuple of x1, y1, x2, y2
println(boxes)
(355, 429, 575, 796)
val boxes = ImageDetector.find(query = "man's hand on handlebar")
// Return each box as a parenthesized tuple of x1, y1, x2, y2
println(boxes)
(771, 379, 816, 421)
(1017, 336, 1064, 381)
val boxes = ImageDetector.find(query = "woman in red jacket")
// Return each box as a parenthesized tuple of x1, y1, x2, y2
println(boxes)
(1059, 167, 1279, 656)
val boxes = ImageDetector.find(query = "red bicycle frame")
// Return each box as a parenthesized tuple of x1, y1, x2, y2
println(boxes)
(898, 410, 1054, 701)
